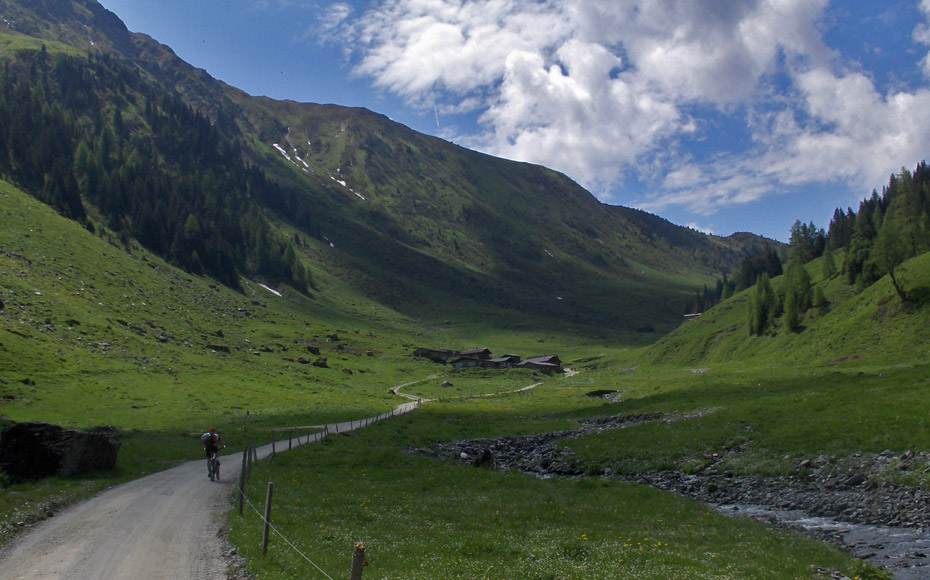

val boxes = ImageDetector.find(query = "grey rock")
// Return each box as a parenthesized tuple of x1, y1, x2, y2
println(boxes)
(0, 421, 121, 481)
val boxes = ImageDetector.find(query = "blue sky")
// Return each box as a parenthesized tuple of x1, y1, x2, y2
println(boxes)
(98, 0, 930, 242)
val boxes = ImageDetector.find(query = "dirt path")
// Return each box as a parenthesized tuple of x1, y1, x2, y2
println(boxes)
(0, 402, 419, 580)
(388, 374, 437, 402)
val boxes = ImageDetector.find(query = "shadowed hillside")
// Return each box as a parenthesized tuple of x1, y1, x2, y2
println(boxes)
(0, 0, 777, 339)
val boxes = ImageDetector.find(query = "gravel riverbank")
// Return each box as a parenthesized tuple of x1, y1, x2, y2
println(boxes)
(411, 417, 930, 579)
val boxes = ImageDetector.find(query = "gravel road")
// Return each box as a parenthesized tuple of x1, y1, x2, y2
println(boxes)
(0, 455, 237, 580)
(0, 401, 420, 580)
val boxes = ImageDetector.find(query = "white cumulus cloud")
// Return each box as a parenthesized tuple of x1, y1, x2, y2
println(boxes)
(325, 0, 930, 219)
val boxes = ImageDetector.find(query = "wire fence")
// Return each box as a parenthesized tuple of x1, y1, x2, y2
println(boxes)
(236, 479, 337, 580)
(268, 401, 422, 454)
(234, 400, 421, 579)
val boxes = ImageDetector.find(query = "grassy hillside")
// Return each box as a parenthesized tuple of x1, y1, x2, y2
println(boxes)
(0, 179, 901, 580)
(0, 196, 902, 580)
(1, 0, 780, 340)
(642, 251, 930, 368)
(232, 96, 771, 335)
(211, 257, 930, 579)
(0, 2, 923, 578)
(0, 175, 616, 433)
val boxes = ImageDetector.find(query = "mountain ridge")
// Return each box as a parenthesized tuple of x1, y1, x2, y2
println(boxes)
(0, 0, 779, 337)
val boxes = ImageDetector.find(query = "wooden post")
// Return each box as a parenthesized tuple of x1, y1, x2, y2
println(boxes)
(288, 430, 292, 450)
(350, 542, 366, 580)
(262, 482, 274, 554)
(238, 450, 247, 515)
(272, 431, 276, 454)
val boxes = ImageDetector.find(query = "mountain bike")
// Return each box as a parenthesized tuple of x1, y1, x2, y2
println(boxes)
(207, 449, 221, 482)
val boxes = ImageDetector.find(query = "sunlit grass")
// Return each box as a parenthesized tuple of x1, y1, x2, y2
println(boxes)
(227, 410, 856, 580)
(564, 362, 930, 475)
(1, 178, 924, 579)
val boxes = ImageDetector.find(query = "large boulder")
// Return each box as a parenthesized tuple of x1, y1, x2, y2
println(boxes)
(0, 422, 121, 480)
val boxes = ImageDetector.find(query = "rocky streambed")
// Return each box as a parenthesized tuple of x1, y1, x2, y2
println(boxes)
(411, 414, 930, 579)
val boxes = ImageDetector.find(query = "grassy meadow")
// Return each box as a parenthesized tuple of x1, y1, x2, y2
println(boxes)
(2, 177, 925, 578)
(228, 415, 854, 580)
(226, 360, 899, 580)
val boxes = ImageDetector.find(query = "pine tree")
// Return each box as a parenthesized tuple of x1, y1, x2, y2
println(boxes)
(748, 273, 775, 336)
(788, 220, 825, 264)
(783, 289, 799, 332)
(813, 286, 828, 313)
(821, 245, 836, 279)
(783, 261, 812, 313)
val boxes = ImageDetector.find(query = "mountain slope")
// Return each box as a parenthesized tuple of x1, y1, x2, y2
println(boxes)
(0, 0, 779, 337)
(642, 250, 930, 367)
(225, 90, 778, 334)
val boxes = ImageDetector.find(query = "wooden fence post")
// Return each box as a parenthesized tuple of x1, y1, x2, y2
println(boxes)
(262, 482, 274, 555)
(288, 430, 292, 450)
(350, 542, 366, 580)
(272, 430, 276, 454)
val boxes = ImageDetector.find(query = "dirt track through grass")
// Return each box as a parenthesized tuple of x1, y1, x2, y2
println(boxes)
(0, 402, 418, 580)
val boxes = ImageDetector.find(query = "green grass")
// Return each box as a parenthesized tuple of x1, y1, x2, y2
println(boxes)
(227, 408, 858, 580)
(1, 177, 920, 578)
(644, 252, 930, 368)
(562, 361, 930, 476)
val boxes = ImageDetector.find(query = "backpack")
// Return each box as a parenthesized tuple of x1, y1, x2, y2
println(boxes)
(201, 432, 216, 447)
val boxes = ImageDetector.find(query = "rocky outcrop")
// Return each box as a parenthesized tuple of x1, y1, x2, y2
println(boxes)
(416, 431, 581, 476)
(0, 421, 121, 481)
(412, 412, 676, 477)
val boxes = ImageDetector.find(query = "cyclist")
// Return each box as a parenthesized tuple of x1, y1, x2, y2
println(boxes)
(200, 427, 224, 477)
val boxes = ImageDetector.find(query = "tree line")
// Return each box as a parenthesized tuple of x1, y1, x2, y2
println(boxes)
(743, 162, 930, 335)
(0, 46, 314, 293)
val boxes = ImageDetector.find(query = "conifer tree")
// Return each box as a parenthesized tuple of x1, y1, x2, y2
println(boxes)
(813, 285, 828, 313)
(748, 273, 775, 336)
(783, 261, 812, 313)
(783, 289, 799, 332)
(821, 245, 836, 279)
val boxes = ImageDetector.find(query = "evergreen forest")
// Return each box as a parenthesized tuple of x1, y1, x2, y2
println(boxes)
(0, 47, 312, 292)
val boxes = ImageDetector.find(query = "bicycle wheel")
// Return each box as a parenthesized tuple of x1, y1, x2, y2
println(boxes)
(214, 458, 220, 482)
